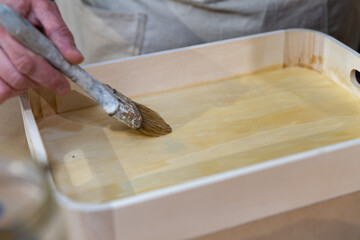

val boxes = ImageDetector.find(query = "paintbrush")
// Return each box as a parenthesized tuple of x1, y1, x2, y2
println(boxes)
(0, 4, 171, 137)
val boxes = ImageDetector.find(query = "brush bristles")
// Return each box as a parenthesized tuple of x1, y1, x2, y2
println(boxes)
(135, 102, 172, 137)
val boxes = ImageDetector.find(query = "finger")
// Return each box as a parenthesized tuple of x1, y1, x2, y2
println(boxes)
(0, 47, 39, 90)
(1, 1, 41, 27)
(0, 25, 70, 95)
(0, 77, 23, 104)
(27, 11, 41, 27)
(1, 0, 30, 17)
(32, 0, 84, 64)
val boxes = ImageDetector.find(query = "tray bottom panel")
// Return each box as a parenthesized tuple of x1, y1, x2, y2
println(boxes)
(38, 67, 360, 203)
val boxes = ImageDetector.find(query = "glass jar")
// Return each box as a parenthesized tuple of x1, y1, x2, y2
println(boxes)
(0, 148, 65, 240)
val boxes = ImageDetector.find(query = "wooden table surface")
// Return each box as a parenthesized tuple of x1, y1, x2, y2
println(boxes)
(196, 190, 360, 240)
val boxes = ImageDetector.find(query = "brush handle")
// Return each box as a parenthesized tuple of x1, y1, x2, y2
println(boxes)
(0, 4, 142, 128)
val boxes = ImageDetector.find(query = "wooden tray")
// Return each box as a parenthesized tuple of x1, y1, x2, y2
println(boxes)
(21, 29, 360, 240)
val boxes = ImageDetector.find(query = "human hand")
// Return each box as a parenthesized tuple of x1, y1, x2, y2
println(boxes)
(0, 0, 83, 104)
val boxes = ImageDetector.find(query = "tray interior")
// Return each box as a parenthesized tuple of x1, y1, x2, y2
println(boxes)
(33, 66, 360, 203)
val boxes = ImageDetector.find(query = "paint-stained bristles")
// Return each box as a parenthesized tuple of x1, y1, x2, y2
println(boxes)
(135, 102, 172, 137)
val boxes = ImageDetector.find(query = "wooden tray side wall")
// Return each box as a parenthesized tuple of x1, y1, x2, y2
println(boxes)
(83, 32, 285, 97)
(322, 35, 360, 98)
(284, 30, 325, 72)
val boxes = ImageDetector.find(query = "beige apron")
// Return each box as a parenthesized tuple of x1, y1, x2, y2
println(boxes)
(56, 0, 360, 64)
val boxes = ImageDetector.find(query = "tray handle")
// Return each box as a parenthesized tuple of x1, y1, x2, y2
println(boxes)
(351, 69, 360, 88)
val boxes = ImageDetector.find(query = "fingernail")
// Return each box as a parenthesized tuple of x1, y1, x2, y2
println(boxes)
(73, 47, 84, 57)
(57, 85, 70, 95)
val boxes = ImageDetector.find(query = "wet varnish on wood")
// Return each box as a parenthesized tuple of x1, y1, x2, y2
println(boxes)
(38, 67, 360, 203)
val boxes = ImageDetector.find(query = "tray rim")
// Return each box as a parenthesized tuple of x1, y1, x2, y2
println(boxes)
(81, 28, 360, 70)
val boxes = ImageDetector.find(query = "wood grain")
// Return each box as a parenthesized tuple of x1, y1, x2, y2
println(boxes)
(36, 67, 360, 203)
